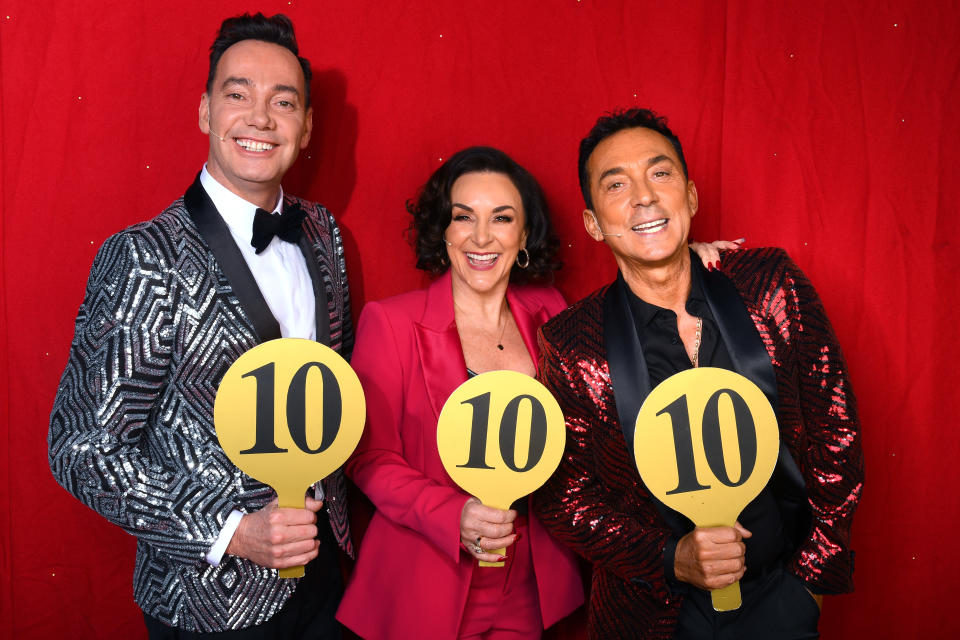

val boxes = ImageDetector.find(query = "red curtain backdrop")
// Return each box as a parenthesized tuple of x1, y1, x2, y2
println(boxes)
(2, 1, 957, 637)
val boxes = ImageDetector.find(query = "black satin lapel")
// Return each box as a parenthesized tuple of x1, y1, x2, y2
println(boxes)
(605, 278, 692, 535)
(700, 260, 808, 514)
(297, 234, 331, 346)
(699, 261, 778, 411)
(184, 177, 281, 342)
(603, 278, 651, 454)
(772, 439, 812, 549)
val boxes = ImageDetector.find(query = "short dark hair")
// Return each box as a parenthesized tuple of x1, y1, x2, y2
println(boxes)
(207, 13, 313, 108)
(578, 108, 688, 209)
(408, 146, 561, 284)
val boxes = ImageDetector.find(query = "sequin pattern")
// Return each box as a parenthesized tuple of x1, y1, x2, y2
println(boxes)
(49, 192, 354, 632)
(533, 248, 863, 639)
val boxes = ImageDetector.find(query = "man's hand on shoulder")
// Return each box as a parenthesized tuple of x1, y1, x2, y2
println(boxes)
(226, 497, 323, 569)
(674, 522, 751, 590)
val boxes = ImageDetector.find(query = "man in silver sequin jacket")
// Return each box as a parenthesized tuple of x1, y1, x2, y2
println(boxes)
(48, 13, 353, 637)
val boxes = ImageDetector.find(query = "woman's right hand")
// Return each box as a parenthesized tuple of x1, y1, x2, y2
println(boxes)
(460, 497, 518, 562)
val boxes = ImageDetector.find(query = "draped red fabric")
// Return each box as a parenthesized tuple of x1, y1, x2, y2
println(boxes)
(1, 1, 956, 637)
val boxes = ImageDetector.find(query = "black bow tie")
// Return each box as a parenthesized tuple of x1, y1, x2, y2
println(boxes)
(251, 203, 306, 254)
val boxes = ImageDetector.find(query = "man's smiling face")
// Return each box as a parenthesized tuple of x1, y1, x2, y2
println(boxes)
(198, 39, 312, 208)
(583, 126, 698, 270)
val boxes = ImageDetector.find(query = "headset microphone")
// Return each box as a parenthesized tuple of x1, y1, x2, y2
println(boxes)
(207, 115, 227, 142)
(588, 211, 623, 238)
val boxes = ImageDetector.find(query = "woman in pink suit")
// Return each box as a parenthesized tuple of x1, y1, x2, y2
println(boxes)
(337, 147, 584, 639)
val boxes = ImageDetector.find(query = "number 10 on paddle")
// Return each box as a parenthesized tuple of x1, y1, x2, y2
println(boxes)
(437, 370, 566, 567)
(214, 338, 366, 578)
(633, 367, 780, 611)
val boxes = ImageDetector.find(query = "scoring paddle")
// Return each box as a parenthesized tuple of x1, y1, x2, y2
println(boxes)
(633, 367, 779, 611)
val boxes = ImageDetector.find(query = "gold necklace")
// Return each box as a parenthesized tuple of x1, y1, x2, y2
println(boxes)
(454, 302, 509, 350)
(495, 309, 508, 350)
(690, 317, 703, 368)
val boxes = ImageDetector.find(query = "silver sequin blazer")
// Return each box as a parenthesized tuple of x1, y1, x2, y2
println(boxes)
(49, 178, 353, 632)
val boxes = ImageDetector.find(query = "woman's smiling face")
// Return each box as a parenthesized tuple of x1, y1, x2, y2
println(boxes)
(445, 171, 528, 295)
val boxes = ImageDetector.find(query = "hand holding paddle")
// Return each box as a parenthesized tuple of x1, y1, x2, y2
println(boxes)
(674, 521, 752, 590)
(633, 367, 779, 611)
(215, 338, 366, 578)
(438, 370, 565, 567)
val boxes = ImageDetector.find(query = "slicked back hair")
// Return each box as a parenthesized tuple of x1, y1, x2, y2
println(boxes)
(578, 108, 688, 209)
(207, 12, 312, 108)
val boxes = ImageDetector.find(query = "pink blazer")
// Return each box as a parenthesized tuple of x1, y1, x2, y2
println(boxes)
(337, 272, 584, 639)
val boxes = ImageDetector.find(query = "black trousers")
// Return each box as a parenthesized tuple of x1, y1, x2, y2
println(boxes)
(673, 564, 821, 640)
(143, 518, 343, 640)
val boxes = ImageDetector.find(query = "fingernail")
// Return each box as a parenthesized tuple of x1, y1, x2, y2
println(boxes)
(716, 256, 722, 266)
(514, 531, 522, 542)
(497, 555, 507, 561)
(735, 237, 745, 244)
(707, 261, 714, 271)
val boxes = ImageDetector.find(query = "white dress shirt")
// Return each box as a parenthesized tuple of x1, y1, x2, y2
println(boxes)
(200, 166, 316, 341)
(198, 166, 318, 565)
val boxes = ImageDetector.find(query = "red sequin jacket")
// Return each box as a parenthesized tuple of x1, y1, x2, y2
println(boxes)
(533, 248, 863, 639)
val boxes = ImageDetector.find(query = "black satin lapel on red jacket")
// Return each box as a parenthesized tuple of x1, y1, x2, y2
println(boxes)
(699, 259, 778, 410)
(296, 232, 331, 346)
(604, 277, 692, 535)
(700, 259, 809, 537)
(184, 176, 281, 342)
(603, 277, 651, 454)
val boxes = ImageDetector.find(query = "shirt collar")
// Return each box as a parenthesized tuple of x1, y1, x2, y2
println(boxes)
(622, 249, 710, 327)
(199, 164, 285, 240)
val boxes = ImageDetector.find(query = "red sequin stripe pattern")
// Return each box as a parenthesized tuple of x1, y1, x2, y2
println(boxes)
(534, 289, 683, 639)
(723, 247, 863, 594)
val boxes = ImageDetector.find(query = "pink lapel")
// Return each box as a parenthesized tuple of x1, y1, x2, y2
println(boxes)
(413, 272, 469, 420)
(414, 275, 552, 418)
(507, 287, 551, 373)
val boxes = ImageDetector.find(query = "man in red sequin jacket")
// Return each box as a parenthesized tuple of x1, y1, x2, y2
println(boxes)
(533, 109, 863, 639)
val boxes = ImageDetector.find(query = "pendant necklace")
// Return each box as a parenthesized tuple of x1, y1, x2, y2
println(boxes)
(496, 310, 508, 350)
(454, 301, 509, 350)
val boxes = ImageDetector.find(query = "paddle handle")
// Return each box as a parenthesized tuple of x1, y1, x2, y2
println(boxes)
(279, 565, 305, 578)
(711, 580, 741, 611)
(478, 546, 506, 568)
(277, 487, 309, 579)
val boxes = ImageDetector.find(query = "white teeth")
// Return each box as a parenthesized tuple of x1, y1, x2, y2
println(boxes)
(632, 219, 668, 234)
(466, 252, 498, 263)
(235, 139, 276, 152)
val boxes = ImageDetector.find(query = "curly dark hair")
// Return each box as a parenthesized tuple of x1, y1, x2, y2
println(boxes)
(207, 13, 313, 108)
(578, 108, 687, 209)
(408, 146, 561, 284)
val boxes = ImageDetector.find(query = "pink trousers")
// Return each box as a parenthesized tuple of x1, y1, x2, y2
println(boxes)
(457, 515, 543, 640)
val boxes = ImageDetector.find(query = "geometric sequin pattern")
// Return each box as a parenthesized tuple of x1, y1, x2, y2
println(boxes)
(533, 248, 863, 639)
(49, 193, 354, 632)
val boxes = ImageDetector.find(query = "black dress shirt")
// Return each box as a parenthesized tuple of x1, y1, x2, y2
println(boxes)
(621, 256, 785, 582)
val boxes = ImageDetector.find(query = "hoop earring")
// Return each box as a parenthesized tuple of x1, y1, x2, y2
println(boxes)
(516, 248, 530, 269)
